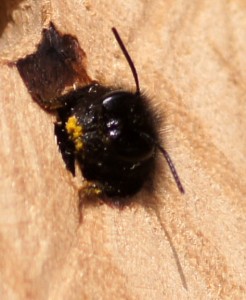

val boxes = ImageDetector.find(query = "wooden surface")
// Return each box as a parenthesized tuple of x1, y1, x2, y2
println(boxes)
(1, 0, 246, 299)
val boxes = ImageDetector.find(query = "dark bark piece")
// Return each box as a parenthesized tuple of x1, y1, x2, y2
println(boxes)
(16, 22, 92, 110)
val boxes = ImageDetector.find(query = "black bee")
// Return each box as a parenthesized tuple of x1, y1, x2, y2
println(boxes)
(54, 28, 184, 197)
(16, 23, 184, 198)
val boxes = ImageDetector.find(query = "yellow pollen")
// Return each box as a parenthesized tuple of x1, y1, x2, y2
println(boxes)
(66, 116, 84, 151)
(75, 140, 83, 151)
(94, 188, 103, 195)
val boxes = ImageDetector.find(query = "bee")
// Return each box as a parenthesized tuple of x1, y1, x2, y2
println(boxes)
(16, 23, 184, 199)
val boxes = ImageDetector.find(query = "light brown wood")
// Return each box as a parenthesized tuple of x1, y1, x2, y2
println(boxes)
(1, 0, 246, 299)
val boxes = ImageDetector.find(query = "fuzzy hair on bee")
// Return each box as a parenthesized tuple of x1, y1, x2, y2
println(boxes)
(16, 23, 184, 199)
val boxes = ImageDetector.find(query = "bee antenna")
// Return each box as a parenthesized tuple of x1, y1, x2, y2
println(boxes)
(138, 132, 185, 194)
(156, 144, 185, 194)
(112, 27, 140, 95)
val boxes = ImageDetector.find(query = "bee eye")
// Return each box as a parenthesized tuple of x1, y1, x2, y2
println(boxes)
(113, 131, 155, 162)
(102, 91, 137, 114)
(101, 92, 155, 162)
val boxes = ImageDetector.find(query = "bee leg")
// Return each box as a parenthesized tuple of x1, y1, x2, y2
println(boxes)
(54, 121, 76, 176)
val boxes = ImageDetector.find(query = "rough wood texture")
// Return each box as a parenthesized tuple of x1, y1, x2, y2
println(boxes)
(1, 0, 246, 299)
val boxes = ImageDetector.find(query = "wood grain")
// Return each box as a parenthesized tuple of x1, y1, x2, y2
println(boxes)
(0, 0, 246, 299)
